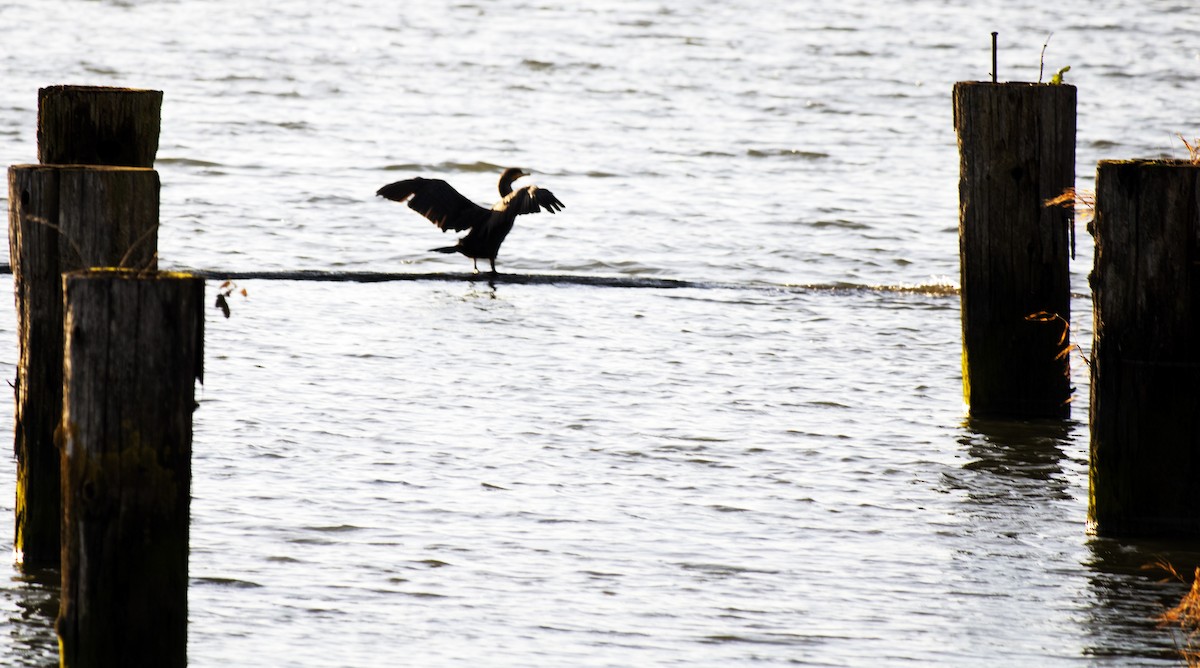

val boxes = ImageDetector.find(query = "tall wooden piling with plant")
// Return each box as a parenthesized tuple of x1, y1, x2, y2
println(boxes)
(58, 269, 202, 668)
(1089, 159, 1200, 537)
(952, 81, 1076, 419)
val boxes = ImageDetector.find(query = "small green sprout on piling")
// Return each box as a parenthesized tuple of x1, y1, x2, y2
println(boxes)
(1038, 33, 1071, 84)
(214, 281, 247, 319)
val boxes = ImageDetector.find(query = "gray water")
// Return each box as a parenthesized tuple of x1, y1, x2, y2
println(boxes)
(2, 0, 1200, 665)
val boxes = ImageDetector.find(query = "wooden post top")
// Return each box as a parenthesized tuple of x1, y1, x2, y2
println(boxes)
(39, 84, 163, 96)
(954, 80, 1077, 88)
(1098, 159, 1200, 168)
(37, 86, 163, 167)
(64, 268, 200, 281)
(10, 163, 156, 172)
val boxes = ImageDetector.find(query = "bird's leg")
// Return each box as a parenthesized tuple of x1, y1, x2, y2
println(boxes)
(472, 258, 479, 274)
(489, 258, 497, 274)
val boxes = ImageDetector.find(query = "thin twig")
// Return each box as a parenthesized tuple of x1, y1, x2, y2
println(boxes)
(25, 214, 86, 266)
(1039, 33, 1054, 84)
(118, 223, 160, 271)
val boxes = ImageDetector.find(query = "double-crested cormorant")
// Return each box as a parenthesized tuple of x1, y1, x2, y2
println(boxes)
(376, 167, 564, 273)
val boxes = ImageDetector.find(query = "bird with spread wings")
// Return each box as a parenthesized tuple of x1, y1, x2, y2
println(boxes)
(377, 167, 564, 274)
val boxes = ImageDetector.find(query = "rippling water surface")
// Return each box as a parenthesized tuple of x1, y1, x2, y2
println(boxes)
(2, 0, 1200, 665)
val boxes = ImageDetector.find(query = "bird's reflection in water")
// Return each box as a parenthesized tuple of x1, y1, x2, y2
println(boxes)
(464, 274, 499, 300)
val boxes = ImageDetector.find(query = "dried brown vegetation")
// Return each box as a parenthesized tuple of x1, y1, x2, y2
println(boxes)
(1151, 561, 1200, 667)
(1025, 310, 1088, 378)
(214, 280, 248, 319)
(1179, 134, 1200, 165)
(1044, 187, 1095, 222)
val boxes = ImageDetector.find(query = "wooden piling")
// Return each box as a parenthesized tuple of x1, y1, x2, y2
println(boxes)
(7, 165, 158, 567)
(37, 85, 162, 167)
(1089, 160, 1200, 537)
(952, 82, 1076, 419)
(58, 269, 203, 668)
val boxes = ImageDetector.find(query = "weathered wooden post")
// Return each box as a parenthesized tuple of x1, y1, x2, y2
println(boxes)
(1089, 160, 1200, 537)
(7, 165, 159, 567)
(58, 269, 203, 668)
(7, 85, 161, 568)
(37, 85, 162, 167)
(952, 81, 1077, 418)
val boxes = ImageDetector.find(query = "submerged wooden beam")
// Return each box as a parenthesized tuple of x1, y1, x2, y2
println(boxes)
(145, 269, 962, 296)
(187, 269, 701, 289)
(0, 264, 963, 296)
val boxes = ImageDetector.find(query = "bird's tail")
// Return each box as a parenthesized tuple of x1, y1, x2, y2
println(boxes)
(430, 246, 458, 254)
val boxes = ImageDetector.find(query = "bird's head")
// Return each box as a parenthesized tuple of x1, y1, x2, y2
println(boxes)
(500, 167, 529, 183)
(498, 167, 530, 196)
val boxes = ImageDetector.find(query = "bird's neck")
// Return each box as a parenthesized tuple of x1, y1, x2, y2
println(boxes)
(498, 176, 517, 197)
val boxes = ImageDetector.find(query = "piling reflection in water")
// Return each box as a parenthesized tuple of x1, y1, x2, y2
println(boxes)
(936, 420, 1086, 659)
(2, 566, 58, 668)
(957, 418, 1074, 485)
(949, 419, 1200, 664)
(1083, 538, 1200, 664)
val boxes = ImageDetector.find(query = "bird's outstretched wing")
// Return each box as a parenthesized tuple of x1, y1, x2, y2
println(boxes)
(500, 185, 565, 216)
(377, 177, 491, 232)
